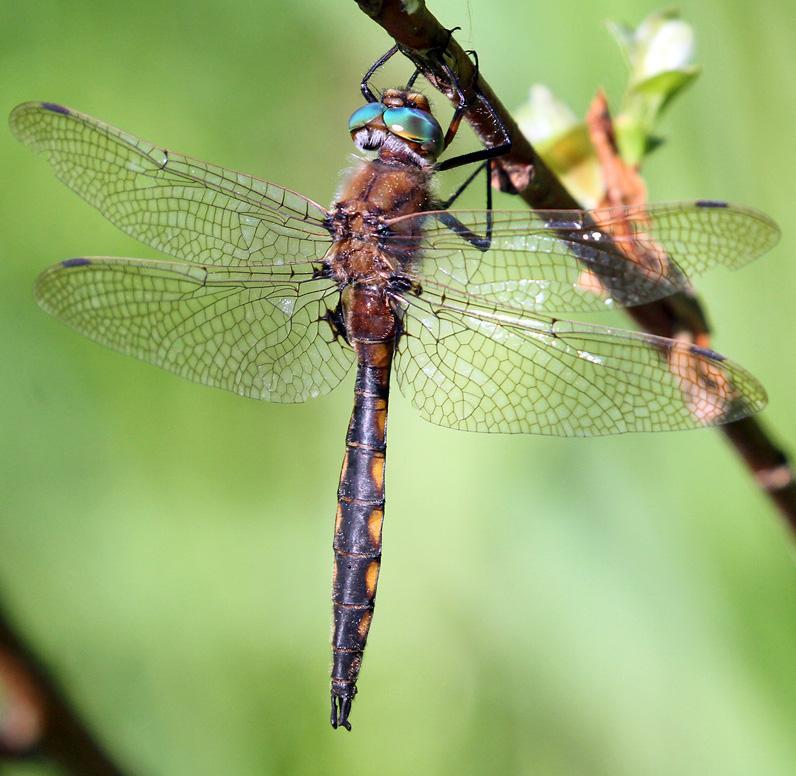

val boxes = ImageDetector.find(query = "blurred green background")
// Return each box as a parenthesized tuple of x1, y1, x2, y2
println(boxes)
(2, 1, 795, 774)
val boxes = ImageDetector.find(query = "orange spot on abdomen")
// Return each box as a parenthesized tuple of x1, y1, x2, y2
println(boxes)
(370, 454, 385, 495)
(365, 560, 380, 599)
(357, 610, 373, 640)
(367, 508, 384, 549)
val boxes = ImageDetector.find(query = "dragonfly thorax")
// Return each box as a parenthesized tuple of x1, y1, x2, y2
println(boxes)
(327, 157, 432, 287)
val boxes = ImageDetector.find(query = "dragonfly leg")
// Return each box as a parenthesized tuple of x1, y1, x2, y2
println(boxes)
(405, 65, 422, 90)
(426, 52, 502, 250)
(361, 45, 400, 102)
(403, 25, 463, 98)
(360, 29, 457, 102)
(435, 49, 512, 173)
(436, 160, 487, 210)
(433, 151, 497, 252)
(432, 201, 494, 252)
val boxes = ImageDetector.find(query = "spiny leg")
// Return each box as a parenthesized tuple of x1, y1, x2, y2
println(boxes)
(432, 159, 496, 251)
(430, 48, 507, 249)
(434, 48, 512, 172)
(361, 45, 400, 102)
(362, 26, 462, 102)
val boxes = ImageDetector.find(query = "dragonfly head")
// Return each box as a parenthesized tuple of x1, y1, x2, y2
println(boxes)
(348, 89, 444, 164)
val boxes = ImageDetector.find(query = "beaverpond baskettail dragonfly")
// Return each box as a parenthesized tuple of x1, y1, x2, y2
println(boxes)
(10, 44, 779, 730)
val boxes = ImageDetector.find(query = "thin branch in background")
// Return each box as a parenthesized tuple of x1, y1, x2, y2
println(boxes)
(354, 0, 796, 532)
(0, 600, 127, 775)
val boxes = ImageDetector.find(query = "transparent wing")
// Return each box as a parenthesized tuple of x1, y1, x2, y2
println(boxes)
(394, 292, 766, 436)
(386, 202, 779, 314)
(35, 258, 354, 403)
(10, 101, 333, 267)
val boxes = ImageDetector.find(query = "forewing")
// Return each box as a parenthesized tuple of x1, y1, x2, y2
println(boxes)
(36, 258, 354, 402)
(10, 101, 332, 267)
(394, 293, 766, 435)
(387, 202, 779, 314)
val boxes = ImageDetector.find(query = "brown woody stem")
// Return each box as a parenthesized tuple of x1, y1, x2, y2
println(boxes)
(354, 0, 796, 532)
(0, 600, 127, 774)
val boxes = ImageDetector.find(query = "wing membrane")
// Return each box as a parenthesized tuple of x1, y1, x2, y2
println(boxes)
(10, 101, 333, 267)
(394, 292, 766, 436)
(36, 258, 353, 402)
(387, 202, 779, 314)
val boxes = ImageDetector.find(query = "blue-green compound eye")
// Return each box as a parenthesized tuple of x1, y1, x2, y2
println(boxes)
(348, 103, 385, 132)
(383, 107, 444, 156)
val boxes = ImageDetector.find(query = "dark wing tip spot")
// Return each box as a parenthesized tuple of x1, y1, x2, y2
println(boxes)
(691, 344, 726, 362)
(40, 102, 71, 116)
(695, 199, 728, 208)
(62, 257, 91, 268)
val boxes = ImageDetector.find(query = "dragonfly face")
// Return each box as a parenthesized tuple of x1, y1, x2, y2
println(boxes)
(9, 68, 778, 730)
(349, 88, 444, 162)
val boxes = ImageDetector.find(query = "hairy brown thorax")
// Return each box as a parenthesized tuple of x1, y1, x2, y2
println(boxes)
(328, 159, 432, 289)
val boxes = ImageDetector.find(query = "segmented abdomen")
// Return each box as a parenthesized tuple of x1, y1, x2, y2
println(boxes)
(330, 337, 393, 729)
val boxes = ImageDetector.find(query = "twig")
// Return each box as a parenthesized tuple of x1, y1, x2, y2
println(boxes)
(0, 599, 127, 775)
(354, 0, 796, 532)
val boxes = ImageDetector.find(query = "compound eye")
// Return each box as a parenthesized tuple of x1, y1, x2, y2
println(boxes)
(348, 102, 385, 132)
(383, 106, 444, 157)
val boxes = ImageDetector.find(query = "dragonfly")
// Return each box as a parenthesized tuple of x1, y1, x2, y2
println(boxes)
(10, 44, 779, 731)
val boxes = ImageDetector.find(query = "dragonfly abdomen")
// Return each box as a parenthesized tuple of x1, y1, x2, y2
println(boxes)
(331, 288, 396, 730)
